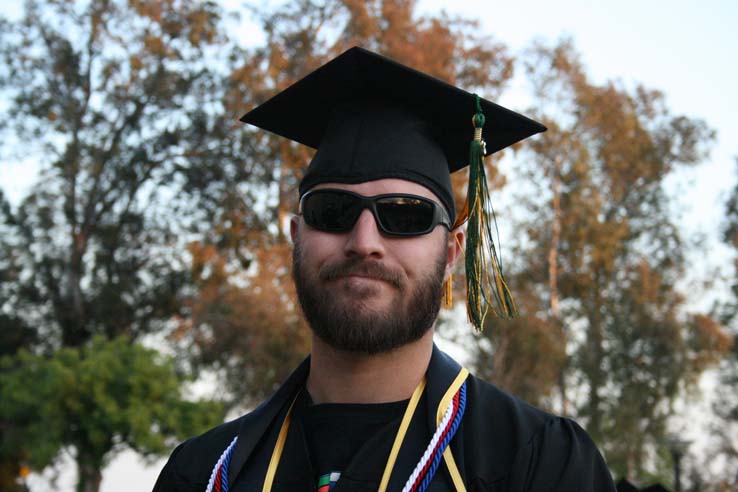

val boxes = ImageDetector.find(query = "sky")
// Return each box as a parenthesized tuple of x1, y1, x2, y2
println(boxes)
(8, 0, 738, 490)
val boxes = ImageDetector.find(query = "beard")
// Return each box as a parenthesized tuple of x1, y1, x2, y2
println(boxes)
(292, 234, 448, 355)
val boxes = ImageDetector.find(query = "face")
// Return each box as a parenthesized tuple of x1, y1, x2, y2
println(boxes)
(291, 179, 463, 354)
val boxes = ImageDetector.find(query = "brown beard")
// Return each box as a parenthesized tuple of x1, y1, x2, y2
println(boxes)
(292, 233, 448, 354)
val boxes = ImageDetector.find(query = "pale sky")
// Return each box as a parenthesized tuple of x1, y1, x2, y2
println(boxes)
(9, 0, 738, 490)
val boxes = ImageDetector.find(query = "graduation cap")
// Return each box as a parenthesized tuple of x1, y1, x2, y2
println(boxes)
(241, 46, 546, 329)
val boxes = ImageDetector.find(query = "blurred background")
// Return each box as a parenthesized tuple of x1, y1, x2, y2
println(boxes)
(0, 1, 736, 491)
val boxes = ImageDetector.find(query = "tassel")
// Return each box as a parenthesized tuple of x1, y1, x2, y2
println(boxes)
(443, 275, 453, 308)
(462, 95, 517, 330)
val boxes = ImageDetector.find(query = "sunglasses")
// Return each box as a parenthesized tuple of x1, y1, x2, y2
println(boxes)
(299, 189, 451, 237)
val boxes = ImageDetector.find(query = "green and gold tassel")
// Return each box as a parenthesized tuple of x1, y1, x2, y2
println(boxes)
(460, 95, 517, 330)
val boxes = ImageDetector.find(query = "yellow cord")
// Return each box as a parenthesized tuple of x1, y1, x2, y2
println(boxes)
(262, 395, 299, 492)
(378, 378, 427, 492)
(436, 368, 469, 491)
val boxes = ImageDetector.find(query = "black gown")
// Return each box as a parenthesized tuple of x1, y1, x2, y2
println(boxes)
(153, 346, 616, 492)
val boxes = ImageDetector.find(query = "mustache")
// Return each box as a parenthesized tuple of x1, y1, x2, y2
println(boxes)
(319, 258, 404, 290)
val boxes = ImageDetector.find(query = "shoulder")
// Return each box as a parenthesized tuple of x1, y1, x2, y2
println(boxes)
(153, 400, 278, 490)
(153, 357, 311, 491)
(460, 375, 614, 491)
(153, 417, 243, 491)
(509, 415, 615, 491)
(463, 373, 554, 448)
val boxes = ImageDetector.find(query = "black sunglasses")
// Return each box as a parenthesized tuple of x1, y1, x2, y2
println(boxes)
(299, 189, 451, 237)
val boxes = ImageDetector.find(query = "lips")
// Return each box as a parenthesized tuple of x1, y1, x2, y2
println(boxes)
(340, 273, 389, 288)
(345, 273, 382, 280)
(319, 259, 404, 290)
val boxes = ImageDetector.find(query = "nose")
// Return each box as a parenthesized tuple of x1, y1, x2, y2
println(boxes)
(344, 209, 385, 259)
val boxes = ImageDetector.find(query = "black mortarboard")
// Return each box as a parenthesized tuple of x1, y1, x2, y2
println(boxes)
(241, 46, 544, 218)
(241, 46, 546, 329)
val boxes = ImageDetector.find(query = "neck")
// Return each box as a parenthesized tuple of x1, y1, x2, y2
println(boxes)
(307, 330, 434, 404)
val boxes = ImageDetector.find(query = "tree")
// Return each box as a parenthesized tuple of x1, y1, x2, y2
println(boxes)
(0, 0, 241, 350)
(0, 0, 238, 487)
(710, 156, 738, 491)
(488, 38, 731, 482)
(0, 336, 223, 492)
(471, 287, 567, 407)
(172, 241, 312, 409)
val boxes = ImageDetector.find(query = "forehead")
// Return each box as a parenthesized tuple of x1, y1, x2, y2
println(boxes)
(311, 179, 443, 203)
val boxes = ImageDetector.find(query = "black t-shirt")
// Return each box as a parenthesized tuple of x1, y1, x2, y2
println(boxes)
(298, 391, 408, 488)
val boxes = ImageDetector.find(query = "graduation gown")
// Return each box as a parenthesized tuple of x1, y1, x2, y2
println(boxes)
(153, 346, 616, 492)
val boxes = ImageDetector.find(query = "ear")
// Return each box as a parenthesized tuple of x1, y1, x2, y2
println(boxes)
(444, 226, 465, 281)
(289, 214, 300, 244)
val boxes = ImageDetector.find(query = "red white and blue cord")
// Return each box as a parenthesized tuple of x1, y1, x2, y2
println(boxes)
(206, 435, 238, 492)
(402, 381, 467, 492)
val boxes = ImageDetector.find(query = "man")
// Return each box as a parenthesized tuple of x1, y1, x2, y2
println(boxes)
(154, 47, 616, 492)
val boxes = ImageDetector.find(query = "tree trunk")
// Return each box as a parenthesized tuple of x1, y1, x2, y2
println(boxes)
(548, 156, 562, 319)
(277, 142, 291, 243)
(76, 458, 102, 492)
(0, 459, 24, 492)
(548, 155, 567, 415)
(585, 296, 605, 439)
